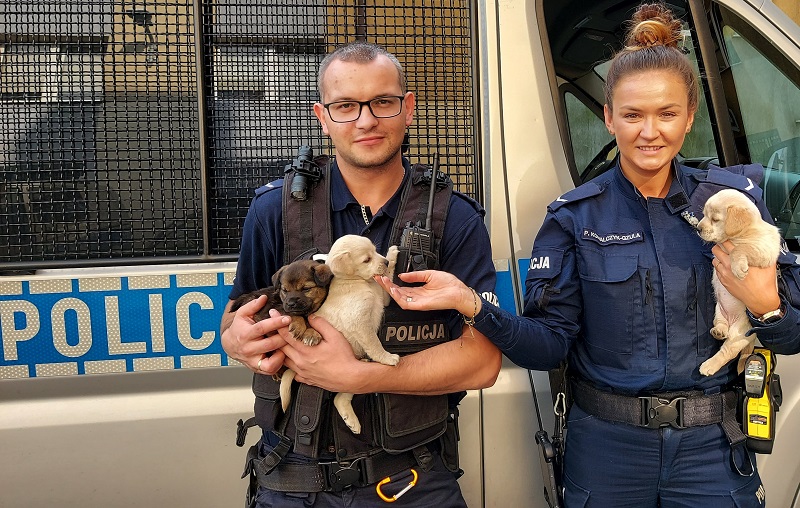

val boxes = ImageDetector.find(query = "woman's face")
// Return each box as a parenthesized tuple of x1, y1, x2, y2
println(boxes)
(604, 69, 695, 179)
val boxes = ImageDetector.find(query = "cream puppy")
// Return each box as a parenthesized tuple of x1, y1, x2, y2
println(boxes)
(281, 235, 400, 434)
(696, 189, 781, 376)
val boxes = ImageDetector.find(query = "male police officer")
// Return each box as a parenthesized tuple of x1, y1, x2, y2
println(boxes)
(221, 42, 501, 507)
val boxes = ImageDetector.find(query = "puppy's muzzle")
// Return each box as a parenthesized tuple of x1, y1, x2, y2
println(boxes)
(283, 294, 314, 315)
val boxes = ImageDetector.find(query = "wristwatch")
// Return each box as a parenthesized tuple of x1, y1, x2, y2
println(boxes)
(756, 305, 785, 324)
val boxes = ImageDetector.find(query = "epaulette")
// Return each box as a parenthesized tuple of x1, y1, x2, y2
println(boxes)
(548, 181, 605, 211)
(452, 189, 485, 215)
(254, 179, 283, 197)
(705, 163, 763, 197)
(690, 163, 764, 203)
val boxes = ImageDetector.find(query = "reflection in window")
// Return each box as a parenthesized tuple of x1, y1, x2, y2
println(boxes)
(723, 24, 800, 247)
(590, 28, 717, 162)
(0, 43, 103, 102)
(564, 92, 612, 178)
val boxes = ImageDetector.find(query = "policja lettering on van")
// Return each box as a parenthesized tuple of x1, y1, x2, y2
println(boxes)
(530, 256, 550, 270)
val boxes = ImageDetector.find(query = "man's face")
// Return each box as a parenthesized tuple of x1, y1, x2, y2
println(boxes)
(313, 55, 414, 172)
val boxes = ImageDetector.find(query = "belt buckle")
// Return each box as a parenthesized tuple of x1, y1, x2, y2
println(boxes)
(640, 396, 687, 429)
(321, 457, 365, 492)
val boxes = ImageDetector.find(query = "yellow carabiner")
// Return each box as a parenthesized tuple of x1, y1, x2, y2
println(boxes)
(376, 468, 418, 503)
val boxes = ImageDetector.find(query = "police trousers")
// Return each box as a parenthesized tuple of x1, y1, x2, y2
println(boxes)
(562, 404, 765, 507)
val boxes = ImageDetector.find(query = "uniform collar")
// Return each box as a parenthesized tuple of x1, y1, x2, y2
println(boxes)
(329, 157, 411, 221)
(612, 159, 691, 214)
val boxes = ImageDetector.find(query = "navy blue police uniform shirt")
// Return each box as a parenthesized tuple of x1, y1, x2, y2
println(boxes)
(472, 161, 800, 395)
(230, 157, 497, 342)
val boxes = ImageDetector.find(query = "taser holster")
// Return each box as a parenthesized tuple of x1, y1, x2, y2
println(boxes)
(742, 347, 782, 454)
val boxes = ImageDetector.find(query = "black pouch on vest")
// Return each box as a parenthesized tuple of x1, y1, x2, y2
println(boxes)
(439, 407, 462, 476)
(252, 373, 282, 430)
(375, 393, 449, 453)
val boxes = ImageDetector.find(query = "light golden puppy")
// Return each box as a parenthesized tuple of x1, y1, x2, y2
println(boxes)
(696, 188, 781, 376)
(281, 235, 400, 434)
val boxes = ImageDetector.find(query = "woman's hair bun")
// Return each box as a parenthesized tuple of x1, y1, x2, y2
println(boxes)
(626, 3, 683, 50)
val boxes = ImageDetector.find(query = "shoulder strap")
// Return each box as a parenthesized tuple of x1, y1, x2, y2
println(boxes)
(390, 163, 453, 268)
(282, 155, 333, 262)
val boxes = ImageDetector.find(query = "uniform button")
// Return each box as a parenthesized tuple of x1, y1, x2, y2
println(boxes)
(337, 448, 347, 458)
(300, 415, 310, 425)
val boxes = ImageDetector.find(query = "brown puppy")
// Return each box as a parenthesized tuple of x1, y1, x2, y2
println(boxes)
(696, 188, 782, 376)
(230, 259, 333, 346)
(231, 259, 333, 412)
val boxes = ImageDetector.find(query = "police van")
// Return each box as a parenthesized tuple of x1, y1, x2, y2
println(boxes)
(1, 0, 800, 506)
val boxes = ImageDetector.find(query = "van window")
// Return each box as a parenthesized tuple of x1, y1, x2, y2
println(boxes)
(559, 24, 718, 184)
(564, 91, 613, 177)
(717, 6, 800, 248)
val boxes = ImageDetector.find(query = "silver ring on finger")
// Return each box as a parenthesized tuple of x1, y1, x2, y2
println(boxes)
(257, 356, 265, 371)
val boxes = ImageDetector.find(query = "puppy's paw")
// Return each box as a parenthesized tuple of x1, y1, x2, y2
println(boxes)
(710, 325, 728, 340)
(699, 358, 721, 376)
(342, 414, 361, 434)
(302, 329, 322, 346)
(386, 245, 399, 275)
(386, 245, 399, 263)
(288, 320, 305, 341)
(373, 352, 400, 366)
(731, 260, 749, 280)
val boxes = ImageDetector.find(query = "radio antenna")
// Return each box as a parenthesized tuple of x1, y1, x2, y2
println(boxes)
(425, 153, 439, 231)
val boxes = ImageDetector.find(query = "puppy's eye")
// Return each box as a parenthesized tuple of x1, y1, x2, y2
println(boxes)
(364, 256, 371, 264)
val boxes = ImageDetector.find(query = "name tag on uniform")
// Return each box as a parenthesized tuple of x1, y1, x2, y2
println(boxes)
(582, 228, 643, 246)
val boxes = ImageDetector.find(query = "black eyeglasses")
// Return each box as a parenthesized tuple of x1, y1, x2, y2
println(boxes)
(323, 95, 405, 123)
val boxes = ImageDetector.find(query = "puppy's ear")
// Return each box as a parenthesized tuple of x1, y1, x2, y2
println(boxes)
(326, 250, 353, 276)
(313, 263, 334, 286)
(271, 265, 287, 287)
(724, 204, 751, 238)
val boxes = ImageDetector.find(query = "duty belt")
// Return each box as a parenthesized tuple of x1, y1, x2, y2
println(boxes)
(571, 378, 738, 429)
(242, 435, 432, 493)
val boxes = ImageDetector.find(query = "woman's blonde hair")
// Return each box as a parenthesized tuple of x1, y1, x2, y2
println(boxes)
(604, 3, 699, 112)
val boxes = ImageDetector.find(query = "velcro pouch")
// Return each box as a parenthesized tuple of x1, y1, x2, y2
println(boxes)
(252, 373, 281, 430)
(292, 384, 325, 458)
(376, 393, 449, 453)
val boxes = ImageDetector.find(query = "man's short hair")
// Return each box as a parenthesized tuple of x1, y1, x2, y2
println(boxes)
(317, 41, 406, 101)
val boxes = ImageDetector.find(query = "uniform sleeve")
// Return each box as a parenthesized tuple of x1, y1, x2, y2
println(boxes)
(229, 187, 284, 300)
(438, 199, 497, 338)
(747, 249, 800, 355)
(741, 198, 800, 355)
(473, 211, 581, 370)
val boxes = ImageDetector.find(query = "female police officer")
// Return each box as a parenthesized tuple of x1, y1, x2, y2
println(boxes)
(377, 3, 800, 507)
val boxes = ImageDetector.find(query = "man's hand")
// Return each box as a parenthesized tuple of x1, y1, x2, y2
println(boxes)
(278, 315, 368, 393)
(712, 241, 780, 316)
(220, 296, 291, 375)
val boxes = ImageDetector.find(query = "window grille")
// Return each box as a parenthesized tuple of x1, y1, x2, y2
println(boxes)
(0, 0, 479, 268)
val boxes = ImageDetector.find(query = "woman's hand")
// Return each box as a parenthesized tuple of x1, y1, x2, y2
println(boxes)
(279, 314, 371, 393)
(712, 241, 781, 316)
(375, 270, 481, 317)
(220, 297, 291, 375)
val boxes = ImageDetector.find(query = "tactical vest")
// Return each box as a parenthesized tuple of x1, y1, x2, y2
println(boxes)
(252, 155, 459, 463)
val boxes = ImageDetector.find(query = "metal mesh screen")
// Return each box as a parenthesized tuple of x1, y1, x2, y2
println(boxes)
(0, 0, 478, 267)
